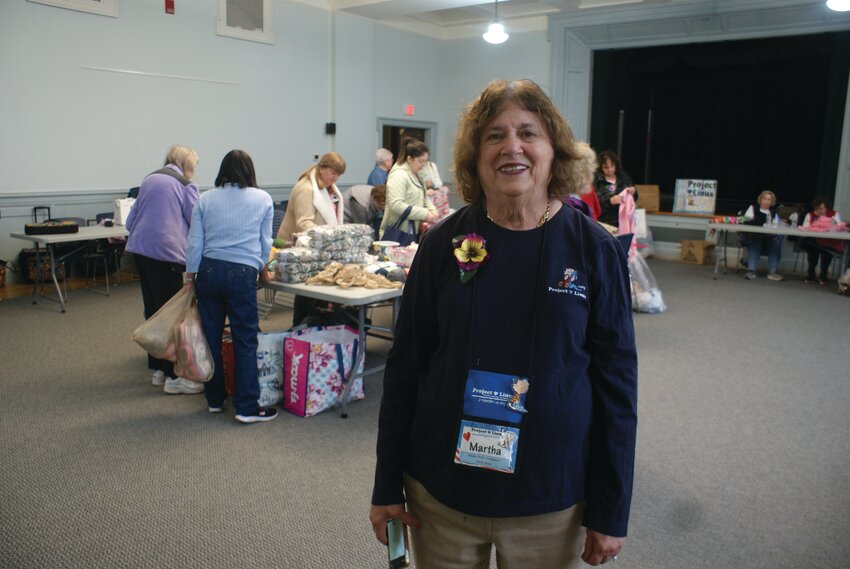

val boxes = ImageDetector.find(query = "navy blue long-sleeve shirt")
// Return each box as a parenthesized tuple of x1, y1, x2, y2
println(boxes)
(372, 203, 638, 537)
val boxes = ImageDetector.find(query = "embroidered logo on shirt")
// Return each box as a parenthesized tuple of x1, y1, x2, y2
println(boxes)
(548, 267, 588, 300)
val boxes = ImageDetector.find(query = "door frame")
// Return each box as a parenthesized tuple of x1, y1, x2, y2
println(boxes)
(376, 117, 439, 163)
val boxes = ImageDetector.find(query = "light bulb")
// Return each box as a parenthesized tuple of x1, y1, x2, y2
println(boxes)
(483, 22, 509, 44)
(827, 0, 850, 12)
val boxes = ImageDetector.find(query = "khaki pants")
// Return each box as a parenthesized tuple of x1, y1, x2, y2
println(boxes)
(404, 475, 585, 569)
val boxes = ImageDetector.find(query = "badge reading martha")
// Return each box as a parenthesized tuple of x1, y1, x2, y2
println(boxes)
(455, 420, 520, 474)
(463, 370, 529, 424)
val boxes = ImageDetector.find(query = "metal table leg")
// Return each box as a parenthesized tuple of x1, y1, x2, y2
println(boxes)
(713, 229, 727, 279)
(338, 304, 367, 418)
(31, 243, 67, 312)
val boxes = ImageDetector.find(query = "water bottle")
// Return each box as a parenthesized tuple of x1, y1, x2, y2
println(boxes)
(789, 212, 798, 228)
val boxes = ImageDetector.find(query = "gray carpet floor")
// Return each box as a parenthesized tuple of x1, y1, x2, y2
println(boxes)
(1, 260, 849, 568)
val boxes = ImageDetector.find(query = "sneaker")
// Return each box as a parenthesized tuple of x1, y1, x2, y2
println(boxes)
(804, 278, 816, 285)
(745, 272, 757, 280)
(818, 278, 828, 285)
(208, 400, 226, 413)
(235, 408, 278, 424)
(767, 273, 784, 282)
(163, 376, 205, 395)
(151, 370, 166, 386)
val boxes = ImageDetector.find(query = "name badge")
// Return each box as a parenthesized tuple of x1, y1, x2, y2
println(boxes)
(454, 420, 520, 474)
(463, 369, 529, 425)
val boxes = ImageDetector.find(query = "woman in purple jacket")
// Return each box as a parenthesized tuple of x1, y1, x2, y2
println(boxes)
(126, 144, 202, 395)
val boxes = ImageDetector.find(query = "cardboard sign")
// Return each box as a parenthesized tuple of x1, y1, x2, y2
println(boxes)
(673, 179, 717, 214)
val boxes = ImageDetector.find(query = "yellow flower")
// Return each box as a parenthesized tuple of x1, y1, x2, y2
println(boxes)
(452, 233, 489, 283)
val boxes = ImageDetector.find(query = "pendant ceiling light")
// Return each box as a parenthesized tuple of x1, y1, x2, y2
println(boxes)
(827, 0, 850, 11)
(483, 0, 509, 44)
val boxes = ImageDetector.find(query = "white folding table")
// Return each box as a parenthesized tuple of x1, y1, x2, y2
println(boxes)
(709, 222, 850, 288)
(11, 225, 129, 313)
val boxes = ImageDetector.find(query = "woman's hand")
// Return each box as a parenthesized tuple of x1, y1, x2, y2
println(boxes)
(610, 194, 622, 205)
(183, 273, 196, 287)
(425, 211, 439, 223)
(369, 504, 420, 546)
(625, 186, 636, 195)
(581, 529, 625, 566)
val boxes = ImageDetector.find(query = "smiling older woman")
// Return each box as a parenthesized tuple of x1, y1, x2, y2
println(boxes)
(369, 80, 638, 568)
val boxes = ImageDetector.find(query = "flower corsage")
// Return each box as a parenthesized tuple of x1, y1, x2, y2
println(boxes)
(453, 233, 489, 284)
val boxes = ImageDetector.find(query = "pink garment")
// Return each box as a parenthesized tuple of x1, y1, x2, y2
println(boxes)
(618, 191, 637, 259)
(801, 216, 847, 233)
(800, 216, 847, 253)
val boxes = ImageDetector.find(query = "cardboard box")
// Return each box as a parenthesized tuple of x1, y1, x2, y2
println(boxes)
(635, 185, 660, 213)
(680, 239, 715, 265)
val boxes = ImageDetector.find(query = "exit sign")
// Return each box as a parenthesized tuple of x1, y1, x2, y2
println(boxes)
(404, 104, 415, 116)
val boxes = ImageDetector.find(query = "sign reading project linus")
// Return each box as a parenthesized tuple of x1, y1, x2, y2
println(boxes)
(673, 179, 717, 214)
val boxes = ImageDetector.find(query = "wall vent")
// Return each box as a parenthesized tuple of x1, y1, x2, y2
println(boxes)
(217, 0, 275, 45)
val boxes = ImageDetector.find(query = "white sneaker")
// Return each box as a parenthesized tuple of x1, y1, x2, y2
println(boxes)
(151, 370, 166, 386)
(767, 273, 784, 282)
(163, 377, 204, 395)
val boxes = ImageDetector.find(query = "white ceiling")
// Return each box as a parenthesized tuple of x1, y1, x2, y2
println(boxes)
(292, 0, 687, 39)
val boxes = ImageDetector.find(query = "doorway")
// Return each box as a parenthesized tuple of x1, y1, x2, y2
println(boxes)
(376, 118, 439, 163)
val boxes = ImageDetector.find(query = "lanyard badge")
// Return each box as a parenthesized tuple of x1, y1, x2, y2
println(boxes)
(455, 369, 529, 474)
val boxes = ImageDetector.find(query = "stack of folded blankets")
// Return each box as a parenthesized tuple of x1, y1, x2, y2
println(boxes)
(271, 224, 373, 283)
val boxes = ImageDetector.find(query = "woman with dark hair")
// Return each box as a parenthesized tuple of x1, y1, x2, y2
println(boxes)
(379, 138, 439, 239)
(801, 195, 844, 285)
(593, 150, 637, 228)
(126, 144, 202, 395)
(370, 80, 637, 567)
(184, 149, 276, 424)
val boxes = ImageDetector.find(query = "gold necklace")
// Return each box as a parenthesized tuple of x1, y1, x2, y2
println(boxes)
(486, 200, 551, 228)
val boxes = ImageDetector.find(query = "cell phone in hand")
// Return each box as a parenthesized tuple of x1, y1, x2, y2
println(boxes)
(386, 518, 410, 568)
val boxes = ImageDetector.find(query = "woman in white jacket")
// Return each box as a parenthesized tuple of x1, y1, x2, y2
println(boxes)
(379, 139, 438, 240)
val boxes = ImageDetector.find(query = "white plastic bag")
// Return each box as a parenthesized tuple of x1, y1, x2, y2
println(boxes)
(636, 228, 656, 259)
(255, 331, 288, 406)
(173, 303, 214, 382)
(130, 285, 194, 361)
(113, 198, 136, 225)
(839, 267, 850, 296)
(629, 255, 667, 313)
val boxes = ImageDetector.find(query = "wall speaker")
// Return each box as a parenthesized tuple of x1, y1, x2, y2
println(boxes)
(325, 122, 336, 135)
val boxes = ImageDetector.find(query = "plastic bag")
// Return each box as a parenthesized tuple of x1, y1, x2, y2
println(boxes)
(629, 254, 667, 314)
(130, 285, 194, 361)
(256, 331, 289, 406)
(636, 228, 656, 259)
(173, 303, 214, 382)
(839, 268, 850, 296)
(282, 325, 364, 417)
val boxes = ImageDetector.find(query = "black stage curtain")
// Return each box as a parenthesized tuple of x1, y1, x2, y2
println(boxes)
(590, 32, 850, 215)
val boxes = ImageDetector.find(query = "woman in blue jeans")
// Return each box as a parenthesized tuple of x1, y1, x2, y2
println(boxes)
(742, 190, 784, 281)
(184, 149, 277, 423)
